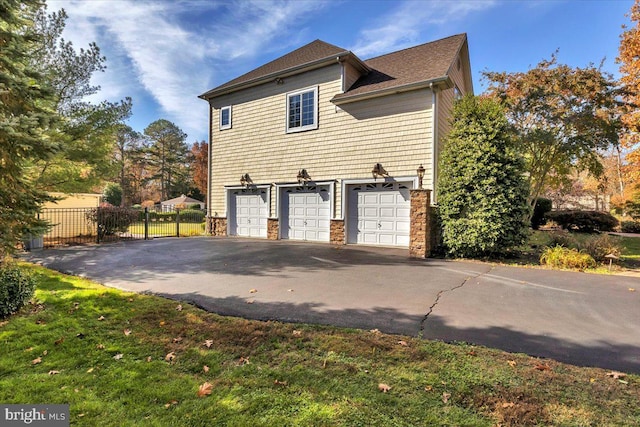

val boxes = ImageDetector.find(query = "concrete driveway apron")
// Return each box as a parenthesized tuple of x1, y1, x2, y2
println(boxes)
(25, 237, 640, 373)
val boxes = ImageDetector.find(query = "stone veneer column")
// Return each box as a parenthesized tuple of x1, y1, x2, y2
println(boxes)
(209, 217, 227, 237)
(267, 218, 279, 240)
(330, 219, 345, 245)
(409, 189, 432, 258)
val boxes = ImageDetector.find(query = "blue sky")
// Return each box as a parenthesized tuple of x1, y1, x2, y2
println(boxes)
(48, 0, 633, 143)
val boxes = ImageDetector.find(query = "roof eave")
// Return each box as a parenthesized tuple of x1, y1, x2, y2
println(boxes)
(199, 51, 368, 100)
(330, 76, 451, 105)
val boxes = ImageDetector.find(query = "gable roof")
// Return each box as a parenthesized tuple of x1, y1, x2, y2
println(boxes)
(332, 34, 468, 104)
(199, 34, 469, 102)
(199, 40, 367, 99)
(161, 194, 204, 205)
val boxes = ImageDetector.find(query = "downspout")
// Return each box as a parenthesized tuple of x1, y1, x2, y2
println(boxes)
(430, 82, 438, 203)
(206, 101, 213, 233)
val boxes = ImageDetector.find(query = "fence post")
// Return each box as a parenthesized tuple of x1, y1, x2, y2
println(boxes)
(96, 208, 100, 244)
(176, 208, 180, 237)
(144, 207, 149, 240)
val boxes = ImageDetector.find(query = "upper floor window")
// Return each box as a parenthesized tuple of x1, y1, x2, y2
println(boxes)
(286, 86, 318, 133)
(220, 106, 232, 130)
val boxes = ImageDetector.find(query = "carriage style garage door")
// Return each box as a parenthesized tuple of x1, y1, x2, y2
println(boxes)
(228, 188, 268, 238)
(347, 182, 411, 247)
(281, 185, 330, 242)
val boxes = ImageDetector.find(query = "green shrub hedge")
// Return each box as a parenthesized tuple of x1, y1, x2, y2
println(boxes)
(0, 263, 36, 319)
(620, 220, 640, 233)
(540, 246, 596, 270)
(546, 210, 618, 233)
(147, 209, 204, 223)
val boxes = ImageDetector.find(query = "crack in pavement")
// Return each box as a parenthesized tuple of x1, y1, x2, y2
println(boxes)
(419, 265, 496, 336)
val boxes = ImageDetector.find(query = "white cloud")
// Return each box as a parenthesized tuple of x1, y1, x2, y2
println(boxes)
(351, 0, 497, 58)
(46, 0, 328, 140)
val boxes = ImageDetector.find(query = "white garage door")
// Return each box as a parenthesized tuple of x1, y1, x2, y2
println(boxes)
(229, 188, 268, 238)
(281, 185, 330, 242)
(347, 182, 411, 247)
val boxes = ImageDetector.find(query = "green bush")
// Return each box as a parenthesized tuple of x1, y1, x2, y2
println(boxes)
(187, 203, 202, 210)
(546, 210, 618, 233)
(540, 246, 596, 270)
(620, 220, 640, 233)
(437, 95, 530, 258)
(531, 198, 552, 230)
(86, 206, 139, 239)
(579, 234, 622, 262)
(546, 230, 578, 248)
(0, 262, 36, 319)
(180, 209, 205, 223)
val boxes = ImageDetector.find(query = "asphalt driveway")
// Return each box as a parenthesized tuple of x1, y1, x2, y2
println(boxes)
(25, 237, 640, 373)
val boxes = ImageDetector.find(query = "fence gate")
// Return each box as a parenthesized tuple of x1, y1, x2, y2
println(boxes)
(38, 207, 206, 249)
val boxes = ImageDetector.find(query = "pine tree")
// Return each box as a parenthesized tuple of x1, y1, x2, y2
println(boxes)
(0, 0, 59, 257)
(438, 95, 530, 258)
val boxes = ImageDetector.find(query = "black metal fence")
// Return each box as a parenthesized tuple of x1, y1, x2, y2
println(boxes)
(38, 207, 207, 249)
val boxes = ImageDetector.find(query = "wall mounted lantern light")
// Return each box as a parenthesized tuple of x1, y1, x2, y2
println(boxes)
(297, 169, 311, 185)
(371, 163, 388, 180)
(240, 173, 251, 187)
(417, 164, 425, 189)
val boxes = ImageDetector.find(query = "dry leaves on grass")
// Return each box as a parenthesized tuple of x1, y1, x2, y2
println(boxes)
(197, 382, 213, 397)
(534, 363, 551, 371)
(442, 392, 451, 404)
(164, 400, 178, 408)
(113, 354, 123, 360)
(123, 329, 132, 336)
(48, 370, 60, 375)
(378, 383, 391, 393)
(237, 357, 250, 366)
(274, 380, 288, 386)
(507, 360, 517, 367)
(607, 371, 626, 379)
(203, 339, 214, 348)
(31, 357, 42, 365)
(176, 304, 183, 311)
(54, 337, 64, 346)
(165, 352, 176, 362)
(397, 340, 408, 347)
(203, 365, 210, 373)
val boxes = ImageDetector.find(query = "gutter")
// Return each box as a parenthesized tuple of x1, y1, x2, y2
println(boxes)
(330, 76, 451, 105)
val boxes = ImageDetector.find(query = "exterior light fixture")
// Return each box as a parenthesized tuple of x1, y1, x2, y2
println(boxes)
(297, 169, 310, 185)
(275, 77, 284, 85)
(371, 163, 388, 180)
(240, 173, 250, 187)
(417, 164, 425, 189)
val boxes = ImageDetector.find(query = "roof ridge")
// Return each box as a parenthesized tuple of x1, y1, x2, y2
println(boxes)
(362, 33, 466, 62)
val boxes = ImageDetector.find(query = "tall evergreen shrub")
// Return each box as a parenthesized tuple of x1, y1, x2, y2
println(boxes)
(437, 95, 530, 257)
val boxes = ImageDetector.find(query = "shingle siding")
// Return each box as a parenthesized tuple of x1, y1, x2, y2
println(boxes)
(208, 64, 434, 219)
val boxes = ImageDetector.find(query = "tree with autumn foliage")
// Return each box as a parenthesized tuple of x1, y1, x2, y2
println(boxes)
(483, 55, 620, 218)
(188, 141, 208, 200)
(617, 0, 640, 213)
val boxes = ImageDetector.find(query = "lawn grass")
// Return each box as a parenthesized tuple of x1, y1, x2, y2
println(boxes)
(1, 265, 638, 426)
(127, 222, 205, 237)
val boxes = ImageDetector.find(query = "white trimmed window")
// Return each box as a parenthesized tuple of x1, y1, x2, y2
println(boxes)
(286, 86, 318, 133)
(219, 106, 232, 130)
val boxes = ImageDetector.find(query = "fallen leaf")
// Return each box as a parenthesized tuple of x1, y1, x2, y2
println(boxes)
(287, 289, 294, 292)
(96, 344, 105, 350)
(249, 289, 258, 294)
(176, 304, 183, 311)
(32, 357, 42, 365)
(292, 330, 302, 337)
(467, 350, 477, 357)
(534, 363, 550, 371)
(237, 356, 250, 366)
(25, 347, 34, 352)
(54, 337, 64, 345)
(165, 352, 176, 362)
(123, 329, 132, 336)
(42, 350, 48, 356)
(78, 413, 85, 417)
(501, 402, 515, 408)
(424, 385, 433, 392)
(378, 383, 391, 393)
(76, 333, 85, 339)
(48, 370, 60, 375)
(629, 288, 636, 292)
(197, 382, 213, 397)
(164, 400, 178, 408)
(159, 321, 166, 326)
(589, 377, 596, 383)
(86, 368, 94, 373)
(127, 298, 134, 302)
(618, 379, 629, 385)
(369, 329, 381, 335)
(274, 379, 288, 386)
(98, 315, 105, 321)
(442, 392, 451, 404)
(607, 371, 626, 380)
(172, 337, 183, 343)
(203, 339, 214, 348)
(203, 365, 210, 373)
(507, 360, 517, 367)
(146, 356, 152, 362)
(397, 340, 408, 347)
(113, 354, 123, 360)
(246, 300, 255, 304)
